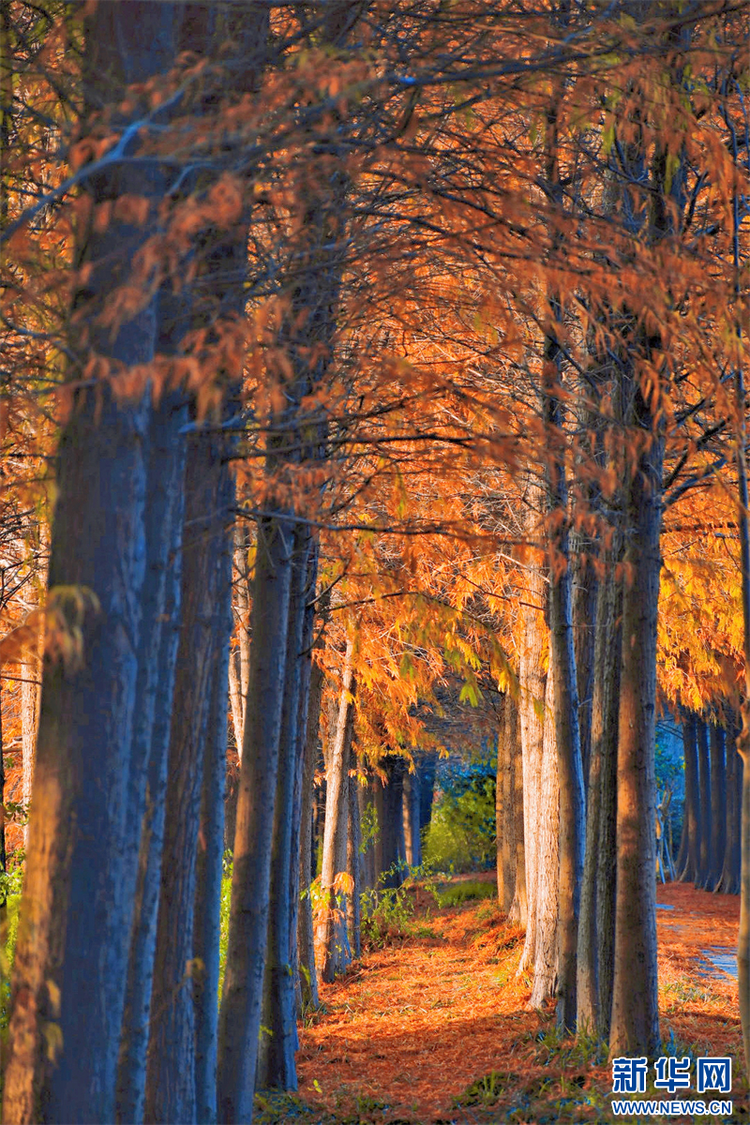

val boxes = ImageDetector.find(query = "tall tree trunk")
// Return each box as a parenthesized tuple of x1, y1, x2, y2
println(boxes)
(116, 390, 187, 1125)
(696, 717, 712, 889)
(20, 586, 43, 846)
(257, 529, 316, 1090)
(577, 536, 621, 1036)
(193, 501, 233, 1125)
(496, 694, 513, 911)
(298, 656, 325, 1011)
(403, 767, 421, 868)
(2, 10, 181, 1120)
(359, 777, 377, 892)
(678, 711, 700, 884)
(375, 756, 407, 889)
(722, 84, 750, 1071)
(144, 427, 234, 1125)
(708, 722, 726, 892)
(229, 523, 252, 759)
(549, 545, 584, 1031)
(317, 642, 355, 983)
(287, 551, 322, 1025)
(609, 389, 663, 1058)
(347, 762, 362, 960)
(517, 504, 546, 976)
(507, 694, 527, 927)
(572, 551, 597, 789)
(418, 751, 437, 837)
(217, 515, 294, 1124)
(718, 720, 740, 895)
(530, 667, 559, 1008)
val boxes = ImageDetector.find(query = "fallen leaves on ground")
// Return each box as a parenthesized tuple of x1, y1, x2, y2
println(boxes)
(276, 875, 745, 1124)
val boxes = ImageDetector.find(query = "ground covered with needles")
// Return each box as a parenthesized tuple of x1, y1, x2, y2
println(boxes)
(255, 875, 745, 1124)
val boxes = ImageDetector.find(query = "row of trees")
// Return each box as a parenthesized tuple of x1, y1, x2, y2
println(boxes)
(0, 1, 748, 1122)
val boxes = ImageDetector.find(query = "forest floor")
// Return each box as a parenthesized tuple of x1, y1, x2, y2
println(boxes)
(258, 874, 745, 1125)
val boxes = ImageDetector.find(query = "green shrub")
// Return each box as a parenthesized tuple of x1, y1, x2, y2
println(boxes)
(0, 893, 22, 1036)
(435, 880, 495, 908)
(423, 776, 496, 873)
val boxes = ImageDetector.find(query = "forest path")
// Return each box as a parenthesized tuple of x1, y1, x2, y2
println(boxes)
(290, 878, 743, 1124)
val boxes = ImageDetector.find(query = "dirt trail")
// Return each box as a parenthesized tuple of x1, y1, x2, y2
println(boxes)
(292, 879, 743, 1124)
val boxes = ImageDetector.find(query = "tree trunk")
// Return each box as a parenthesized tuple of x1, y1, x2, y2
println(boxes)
(595, 564, 622, 1042)
(193, 501, 233, 1125)
(359, 777, 377, 892)
(257, 529, 316, 1090)
(577, 537, 621, 1036)
(20, 585, 43, 846)
(496, 694, 512, 911)
(217, 515, 294, 1124)
(230, 522, 252, 759)
(517, 510, 546, 977)
(298, 657, 325, 1011)
(144, 427, 234, 1125)
(572, 552, 597, 789)
(609, 396, 663, 1058)
(718, 720, 740, 895)
(317, 642, 355, 983)
(549, 538, 585, 1031)
(403, 767, 421, 868)
(418, 752, 437, 836)
(115, 391, 187, 1125)
(708, 722, 726, 892)
(2, 11, 181, 1120)
(696, 717, 712, 889)
(375, 756, 407, 889)
(347, 763, 362, 959)
(678, 711, 700, 884)
(507, 694, 527, 927)
(530, 666, 559, 1009)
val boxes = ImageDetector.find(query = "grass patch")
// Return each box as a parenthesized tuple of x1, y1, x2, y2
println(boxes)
(453, 1070, 518, 1107)
(436, 880, 495, 908)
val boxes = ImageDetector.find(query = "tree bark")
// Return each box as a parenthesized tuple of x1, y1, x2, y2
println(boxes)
(144, 427, 234, 1125)
(496, 694, 512, 911)
(609, 394, 663, 1058)
(678, 710, 700, 884)
(708, 721, 726, 893)
(577, 537, 621, 1036)
(257, 529, 316, 1090)
(2, 10, 181, 1120)
(572, 551, 597, 789)
(193, 499, 233, 1125)
(695, 717, 712, 889)
(229, 522, 252, 759)
(418, 752, 437, 836)
(549, 539, 585, 1031)
(374, 756, 407, 889)
(403, 767, 422, 868)
(718, 719, 740, 895)
(517, 503, 546, 977)
(347, 762, 362, 960)
(217, 516, 294, 1124)
(507, 694, 527, 927)
(530, 666, 559, 1009)
(298, 656, 325, 1011)
(115, 391, 187, 1125)
(317, 642, 355, 983)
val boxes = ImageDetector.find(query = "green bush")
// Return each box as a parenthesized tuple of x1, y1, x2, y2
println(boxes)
(423, 776, 496, 873)
(435, 880, 495, 908)
(0, 893, 22, 1036)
